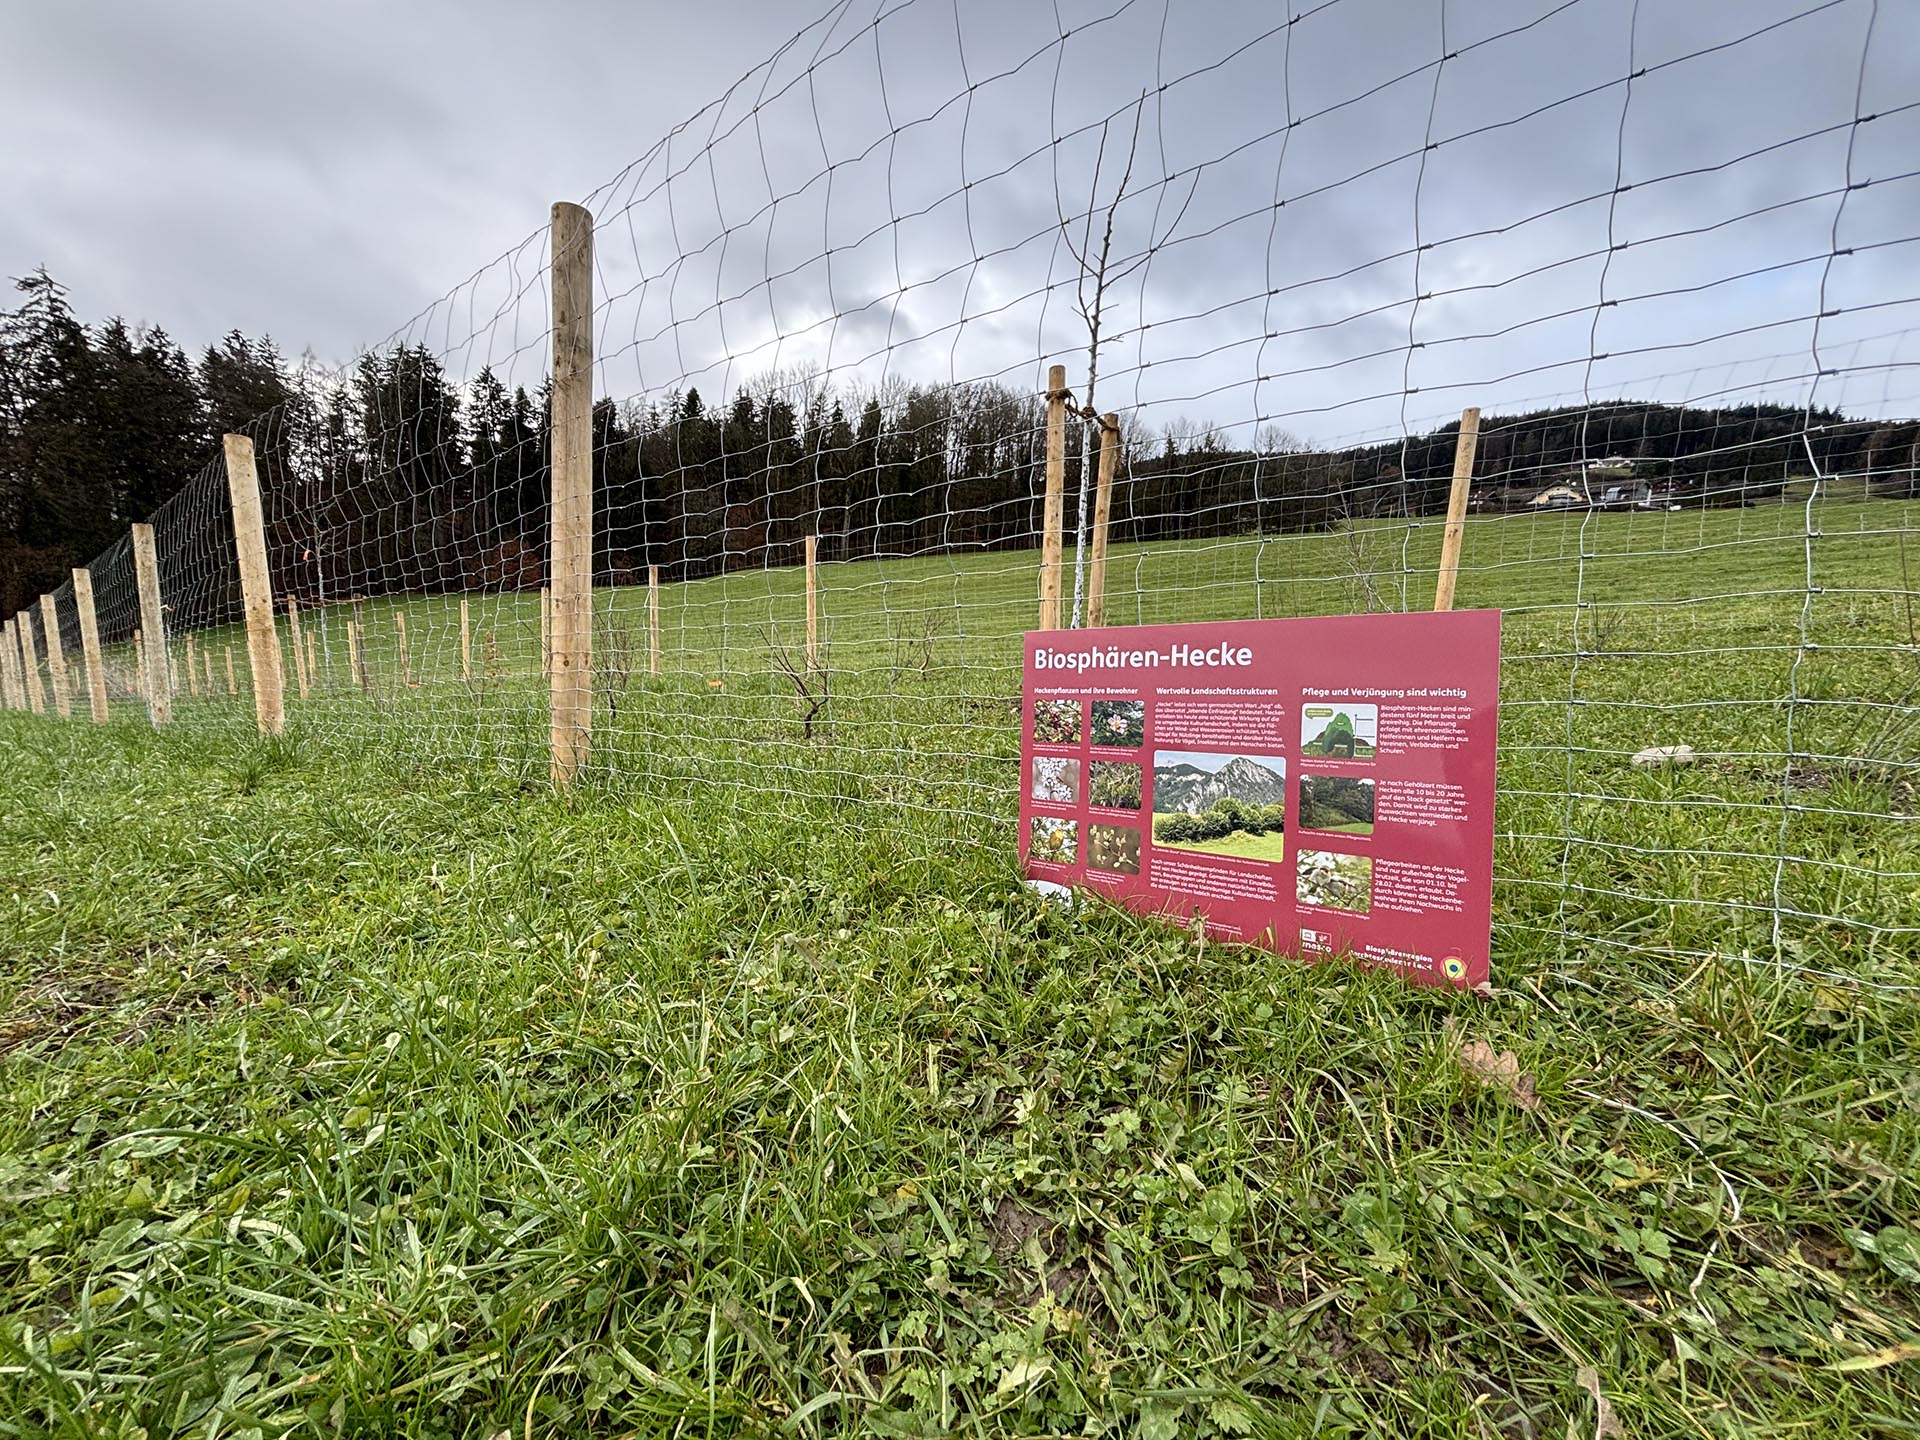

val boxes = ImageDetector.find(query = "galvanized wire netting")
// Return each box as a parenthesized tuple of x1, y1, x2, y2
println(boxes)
(6, 0, 1918, 987)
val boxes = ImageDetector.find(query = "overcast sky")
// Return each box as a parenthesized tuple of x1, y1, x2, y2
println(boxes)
(7, 0, 1919, 445)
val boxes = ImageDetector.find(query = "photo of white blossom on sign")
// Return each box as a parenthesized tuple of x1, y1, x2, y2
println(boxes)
(1028, 816, 1079, 865)
(1089, 700, 1145, 747)
(1030, 756, 1080, 805)
(1295, 849, 1373, 913)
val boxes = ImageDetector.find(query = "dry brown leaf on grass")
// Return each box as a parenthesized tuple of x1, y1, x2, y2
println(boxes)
(1576, 1365, 1622, 1439)
(1456, 1038, 1540, 1111)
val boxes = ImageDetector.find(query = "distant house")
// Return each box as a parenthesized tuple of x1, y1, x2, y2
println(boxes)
(1471, 456, 1675, 513)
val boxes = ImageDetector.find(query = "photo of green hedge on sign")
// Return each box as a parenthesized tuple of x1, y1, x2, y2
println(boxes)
(1089, 761, 1142, 809)
(1299, 774, 1375, 836)
(1300, 702, 1378, 758)
(1150, 751, 1288, 861)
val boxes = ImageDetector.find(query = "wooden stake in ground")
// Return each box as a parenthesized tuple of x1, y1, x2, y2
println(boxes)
(225, 644, 237, 696)
(0, 620, 19, 710)
(287, 597, 309, 698)
(306, 629, 318, 689)
(1039, 363, 1068, 630)
(186, 632, 201, 698)
(351, 599, 370, 691)
(132, 629, 146, 703)
(648, 566, 660, 677)
(72, 567, 110, 723)
(395, 610, 411, 686)
(460, 597, 472, 681)
(0, 619, 21, 710)
(805, 535, 820, 671)
(39, 594, 71, 717)
(203, 649, 215, 694)
(1433, 406, 1482, 614)
(346, 617, 363, 693)
(221, 436, 285, 734)
(21, 612, 46, 713)
(131, 523, 171, 725)
(1087, 414, 1120, 628)
(548, 200, 594, 784)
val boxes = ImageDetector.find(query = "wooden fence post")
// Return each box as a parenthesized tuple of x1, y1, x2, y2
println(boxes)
(186, 633, 201, 698)
(1434, 406, 1481, 614)
(225, 645, 237, 696)
(306, 630, 317, 689)
(346, 617, 364, 692)
(0, 619, 19, 710)
(539, 587, 550, 678)
(351, 599, 370, 691)
(287, 597, 309, 698)
(1088, 414, 1120, 627)
(548, 199, 594, 784)
(648, 566, 660, 677)
(396, 610, 411, 687)
(39, 595, 71, 717)
(1, 619, 21, 710)
(131, 523, 171, 725)
(18, 615, 42, 714)
(1039, 363, 1067, 630)
(805, 535, 820, 670)
(222, 434, 285, 735)
(203, 649, 215, 694)
(132, 630, 146, 702)
(460, 596, 472, 681)
(72, 568, 110, 723)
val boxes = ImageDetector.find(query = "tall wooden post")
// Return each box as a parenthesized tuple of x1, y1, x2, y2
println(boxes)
(225, 645, 237, 696)
(1087, 414, 1120, 628)
(460, 596, 472, 680)
(20, 613, 45, 713)
(0, 620, 18, 710)
(1, 619, 21, 710)
(539, 587, 550, 677)
(39, 595, 71, 717)
(549, 200, 594, 784)
(346, 618, 364, 693)
(203, 649, 216, 694)
(185, 633, 201, 698)
(1039, 364, 1068, 630)
(287, 597, 310, 698)
(306, 629, 317, 689)
(351, 599, 370, 691)
(648, 566, 661, 677)
(1434, 407, 1482, 614)
(804, 535, 820, 670)
(131, 524, 170, 725)
(222, 434, 285, 735)
(72, 568, 110, 723)
(132, 630, 146, 702)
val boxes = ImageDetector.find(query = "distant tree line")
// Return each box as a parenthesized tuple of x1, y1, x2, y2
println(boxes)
(5, 269, 1916, 625)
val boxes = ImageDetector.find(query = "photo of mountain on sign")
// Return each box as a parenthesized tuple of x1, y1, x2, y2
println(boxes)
(1150, 751, 1287, 861)
(1300, 702, 1378, 758)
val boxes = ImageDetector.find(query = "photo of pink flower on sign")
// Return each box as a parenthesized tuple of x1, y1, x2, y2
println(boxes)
(1089, 700, 1144, 747)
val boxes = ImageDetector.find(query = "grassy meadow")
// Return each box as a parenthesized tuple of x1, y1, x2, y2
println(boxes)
(2, 499, 1917, 1435)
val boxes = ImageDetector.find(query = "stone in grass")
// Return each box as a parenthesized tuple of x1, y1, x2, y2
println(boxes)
(1631, 743, 1696, 767)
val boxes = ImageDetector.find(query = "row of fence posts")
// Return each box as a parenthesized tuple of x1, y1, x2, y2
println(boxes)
(1027, 360, 1482, 627)
(3, 196, 1485, 786)
(0, 201, 601, 786)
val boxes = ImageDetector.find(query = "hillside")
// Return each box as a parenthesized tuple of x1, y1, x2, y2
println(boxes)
(1152, 755, 1287, 815)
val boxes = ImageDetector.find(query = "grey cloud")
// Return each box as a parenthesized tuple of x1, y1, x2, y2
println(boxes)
(7, 0, 1918, 445)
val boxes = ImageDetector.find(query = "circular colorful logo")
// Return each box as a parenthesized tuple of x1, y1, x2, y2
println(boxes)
(1440, 954, 1469, 983)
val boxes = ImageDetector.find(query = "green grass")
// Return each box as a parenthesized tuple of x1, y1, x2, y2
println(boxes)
(1299, 820, 1375, 837)
(1153, 830, 1290, 862)
(3, 500, 1918, 1436)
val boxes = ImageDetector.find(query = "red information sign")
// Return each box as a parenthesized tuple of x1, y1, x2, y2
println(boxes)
(1020, 611, 1500, 987)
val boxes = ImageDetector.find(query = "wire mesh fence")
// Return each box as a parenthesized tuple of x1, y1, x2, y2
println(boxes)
(3, 0, 1917, 989)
